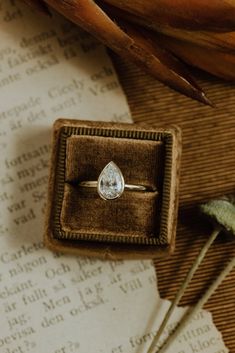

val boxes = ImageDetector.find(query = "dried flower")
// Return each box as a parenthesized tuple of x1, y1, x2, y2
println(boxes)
(147, 195, 235, 353)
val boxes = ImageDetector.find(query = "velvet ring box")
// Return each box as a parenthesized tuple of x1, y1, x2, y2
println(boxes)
(44, 119, 181, 259)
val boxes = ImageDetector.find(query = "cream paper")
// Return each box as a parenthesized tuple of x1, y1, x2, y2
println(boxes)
(0, 2, 228, 353)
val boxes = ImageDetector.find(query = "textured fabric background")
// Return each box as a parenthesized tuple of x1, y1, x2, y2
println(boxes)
(113, 55, 235, 351)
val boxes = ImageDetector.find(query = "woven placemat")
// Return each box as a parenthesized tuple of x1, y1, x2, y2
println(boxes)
(113, 55, 235, 352)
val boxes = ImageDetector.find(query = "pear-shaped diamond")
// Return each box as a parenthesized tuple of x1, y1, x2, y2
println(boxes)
(97, 161, 125, 200)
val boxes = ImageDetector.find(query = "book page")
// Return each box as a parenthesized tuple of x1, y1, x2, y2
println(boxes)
(0, 1, 228, 353)
(117, 299, 229, 353)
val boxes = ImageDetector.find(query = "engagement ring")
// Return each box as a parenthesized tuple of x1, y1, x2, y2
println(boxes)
(78, 161, 156, 201)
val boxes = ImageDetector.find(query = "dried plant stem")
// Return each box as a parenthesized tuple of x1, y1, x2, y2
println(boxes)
(156, 255, 235, 353)
(147, 226, 220, 353)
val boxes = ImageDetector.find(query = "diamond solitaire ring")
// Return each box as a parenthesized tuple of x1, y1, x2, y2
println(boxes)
(78, 161, 155, 201)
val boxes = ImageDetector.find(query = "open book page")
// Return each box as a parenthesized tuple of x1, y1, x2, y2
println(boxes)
(0, 1, 228, 353)
(120, 300, 228, 353)
(0, 1, 132, 250)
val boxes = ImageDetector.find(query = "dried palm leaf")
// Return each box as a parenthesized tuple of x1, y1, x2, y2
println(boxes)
(26, 0, 210, 104)
(155, 34, 235, 81)
(118, 22, 210, 104)
(102, 0, 235, 32)
(101, 2, 235, 52)
(148, 27, 235, 53)
(22, 0, 235, 105)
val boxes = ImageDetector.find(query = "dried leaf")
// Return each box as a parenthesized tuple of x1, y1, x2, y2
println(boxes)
(155, 34, 235, 81)
(201, 196, 235, 235)
(102, 0, 235, 32)
(117, 22, 211, 105)
(101, 2, 235, 52)
(155, 27, 235, 53)
(41, 0, 211, 105)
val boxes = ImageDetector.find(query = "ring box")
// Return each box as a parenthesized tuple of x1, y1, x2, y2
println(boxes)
(44, 119, 181, 259)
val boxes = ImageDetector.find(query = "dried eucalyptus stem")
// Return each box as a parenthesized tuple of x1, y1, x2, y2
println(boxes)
(148, 195, 235, 353)
(147, 227, 220, 353)
(156, 256, 235, 353)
